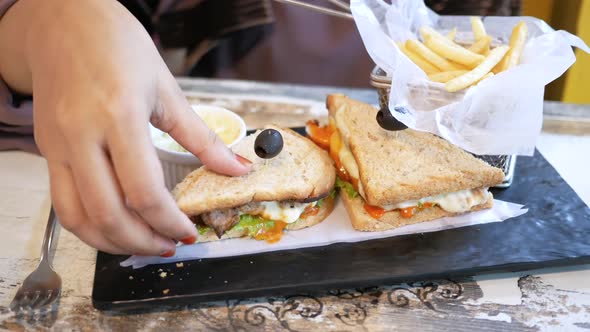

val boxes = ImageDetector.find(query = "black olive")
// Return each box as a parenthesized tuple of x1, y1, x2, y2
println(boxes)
(254, 129, 283, 159)
(376, 106, 407, 131)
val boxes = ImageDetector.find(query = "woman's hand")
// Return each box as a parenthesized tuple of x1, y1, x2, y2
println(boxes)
(0, 0, 251, 256)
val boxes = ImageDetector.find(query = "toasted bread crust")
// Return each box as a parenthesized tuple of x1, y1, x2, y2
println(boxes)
(193, 196, 335, 243)
(340, 190, 494, 232)
(173, 126, 336, 215)
(326, 94, 504, 206)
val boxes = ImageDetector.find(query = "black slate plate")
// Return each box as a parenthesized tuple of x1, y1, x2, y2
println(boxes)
(92, 144, 590, 311)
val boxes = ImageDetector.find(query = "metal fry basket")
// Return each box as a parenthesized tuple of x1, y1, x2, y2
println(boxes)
(370, 67, 516, 188)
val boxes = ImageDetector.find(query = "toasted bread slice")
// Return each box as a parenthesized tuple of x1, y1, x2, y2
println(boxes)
(195, 196, 335, 243)
(340, 191, 493, 231)
(173, 125, 336, 216)
(326, 94, 504, 206)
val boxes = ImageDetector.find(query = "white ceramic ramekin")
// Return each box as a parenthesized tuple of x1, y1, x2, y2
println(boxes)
(151, 105, 247, 190)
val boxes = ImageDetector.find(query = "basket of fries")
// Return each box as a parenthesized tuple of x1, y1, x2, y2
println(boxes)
(350, 0, 589, 189)
(370, 66, 516, 188)
(367, 15, 530, 187)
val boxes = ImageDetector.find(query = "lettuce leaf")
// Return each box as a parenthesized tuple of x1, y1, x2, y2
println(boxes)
(317, 189, 337, 208)
(231, 214, 276, 237)
(335, 177, 358, 198)
(196, 223, 211, 235)
(194, 214, 276, 237)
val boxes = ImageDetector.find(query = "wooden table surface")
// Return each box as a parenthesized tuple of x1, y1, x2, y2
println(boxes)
(1, 78, 589, 331)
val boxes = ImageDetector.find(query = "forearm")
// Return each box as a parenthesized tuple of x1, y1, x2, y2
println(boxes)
(1, 0, 161, 98)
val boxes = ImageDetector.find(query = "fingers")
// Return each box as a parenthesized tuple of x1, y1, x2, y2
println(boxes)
(153, 73, 252, 176)
(48, 161, 126, 255)
(106, 115, 198, 243)
(67, 143, 176, 256)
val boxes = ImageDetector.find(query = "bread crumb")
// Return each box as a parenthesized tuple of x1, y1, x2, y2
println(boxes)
(159, 272, 167, 279)
(176, 262, 184, 268)
(157, 269, 163, 272)
(129, 276, 134, 280)
(162, 289, 169, 295)
(250, 261, 253, 264)
(224, 280, 228, 284)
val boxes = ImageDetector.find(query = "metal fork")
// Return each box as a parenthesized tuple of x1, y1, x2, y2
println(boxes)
(10, 207, 62, 311)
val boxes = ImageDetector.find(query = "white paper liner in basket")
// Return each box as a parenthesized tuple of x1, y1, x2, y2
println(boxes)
(351, 0, 590, 156)
(121, 199, 527, 269)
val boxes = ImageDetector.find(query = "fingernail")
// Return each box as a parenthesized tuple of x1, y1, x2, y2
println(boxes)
(235, 154, 252, 166)
(160, 250, 175, 257)
(180, 236, 196, 245)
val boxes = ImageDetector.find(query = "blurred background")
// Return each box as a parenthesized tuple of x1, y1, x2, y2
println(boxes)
(121, 0, 589, 104)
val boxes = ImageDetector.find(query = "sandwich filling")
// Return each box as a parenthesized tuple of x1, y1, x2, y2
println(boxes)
(307, 111, 492, 220)
(192, 195, 333, 243)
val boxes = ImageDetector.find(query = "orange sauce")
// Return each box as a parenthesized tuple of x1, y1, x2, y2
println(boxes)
(300, 205, 320, 219)
(306, 120, 334, 150)
(364, 204, 385, 219)
(254, 220, 288, 243)
(400, 207, 415, 218)
(363, 203, 436, 219)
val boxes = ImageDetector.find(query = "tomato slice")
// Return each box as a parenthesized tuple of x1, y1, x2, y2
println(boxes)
(306, 120, 333, 150)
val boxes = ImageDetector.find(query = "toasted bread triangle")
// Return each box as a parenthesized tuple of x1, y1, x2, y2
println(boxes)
(173, 126, 336, 216)
(326, 94, 504, 206)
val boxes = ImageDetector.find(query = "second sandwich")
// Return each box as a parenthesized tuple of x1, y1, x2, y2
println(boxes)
(308, 94, 504, 231)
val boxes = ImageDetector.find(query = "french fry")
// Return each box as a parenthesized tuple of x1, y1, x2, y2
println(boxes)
(470, 17, 487, 41)
(446, 27, 457, 41)
(420, 26, 456, 44)
(474, 72, 494, 85)
(428, 70, 468, 83)
(449, 61, 470, 70)
(398, 43, 439, 75)
(406, 39, 461, 71)
(468, 35, 491, 55)
(424, 35, 485, 68)
(494, 21, 528, 73)
(445, 45, 509, 92)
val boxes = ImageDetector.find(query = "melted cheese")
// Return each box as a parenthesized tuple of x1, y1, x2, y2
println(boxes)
(332, 107, 490, 215)
(380, 187, 491, 213)
(334, 109, 366, 198)
(259, 201, 316, 224)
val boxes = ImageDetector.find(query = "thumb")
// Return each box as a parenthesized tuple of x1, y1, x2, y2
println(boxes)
(153, 75, 252, 176)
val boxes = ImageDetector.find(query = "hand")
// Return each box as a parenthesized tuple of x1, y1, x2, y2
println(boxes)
(8, 0, 251, 255)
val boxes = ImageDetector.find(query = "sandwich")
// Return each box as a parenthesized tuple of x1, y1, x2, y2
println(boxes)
(173, 125, 336, 243)
(307, 94, 504, 231)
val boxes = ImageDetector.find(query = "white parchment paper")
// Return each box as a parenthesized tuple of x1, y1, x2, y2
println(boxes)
(121, 199, 527, 268)
(351, 0, 590, 156)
